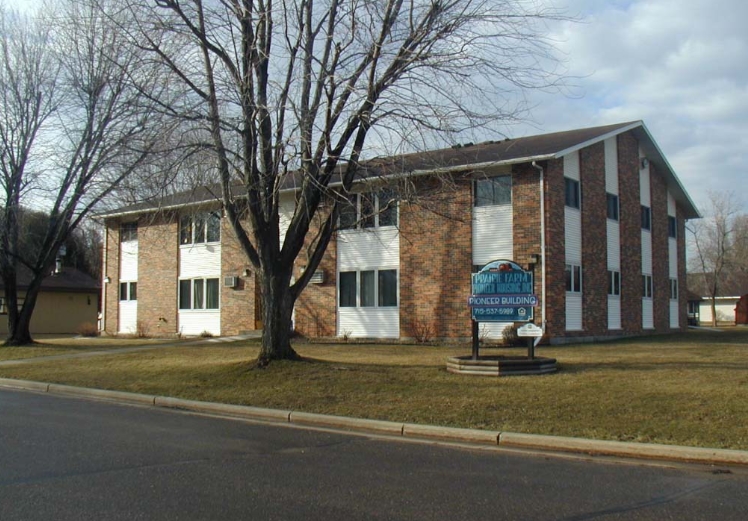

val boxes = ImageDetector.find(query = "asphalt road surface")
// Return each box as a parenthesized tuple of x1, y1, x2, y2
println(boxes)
(1, 389, 747, 520)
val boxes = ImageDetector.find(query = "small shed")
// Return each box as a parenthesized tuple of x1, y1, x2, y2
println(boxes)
(736, 294, 748, 325)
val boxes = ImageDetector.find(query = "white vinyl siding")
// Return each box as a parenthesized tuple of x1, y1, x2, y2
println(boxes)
(639, 151, 651, 206)
(641, 231, 652, 275)
(640, 148, 653, 329)
(178, 311, 220, 336)
(669, 301, 679, 328)
(604, 138, 618, 193)
(608, 297, 621, 330)
(179, 243, 221, 279)
(564, 152, 583, 331)
(566, 293, 583, 331)
(120, 241, 138, 281)
(337, 228, 399, 338)
(118, 301, 137, 334)
(642, 299, 654, 329)
(472, 204, 513, 266)
(699, 299, 738, 324)
(279, 193, 295, 247)
(607, 221, 620, 270)
(669, 239, 678, 278)
(667, 193, 679, 328)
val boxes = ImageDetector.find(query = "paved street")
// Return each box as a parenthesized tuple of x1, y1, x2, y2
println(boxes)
(1, 389, 747, 520)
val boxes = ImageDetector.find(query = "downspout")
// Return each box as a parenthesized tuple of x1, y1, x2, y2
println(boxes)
(101, 223, 107, 334)
(531, 161, 547, 340)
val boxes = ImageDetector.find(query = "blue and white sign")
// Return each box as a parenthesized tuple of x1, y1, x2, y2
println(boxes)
(469, 260, 536, 322)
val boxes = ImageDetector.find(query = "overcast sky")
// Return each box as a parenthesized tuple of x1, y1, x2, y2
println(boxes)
(8, 0, 745, 215)
(517, 0, 748, 215)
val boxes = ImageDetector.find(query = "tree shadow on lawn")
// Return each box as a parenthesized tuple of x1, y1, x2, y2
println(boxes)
(558, 359, 748, 375)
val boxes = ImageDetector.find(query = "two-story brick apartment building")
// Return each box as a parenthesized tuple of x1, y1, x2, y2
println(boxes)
(99, 121, 699, 343)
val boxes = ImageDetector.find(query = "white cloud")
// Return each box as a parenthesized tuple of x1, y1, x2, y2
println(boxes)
(515, 0, 748, 215)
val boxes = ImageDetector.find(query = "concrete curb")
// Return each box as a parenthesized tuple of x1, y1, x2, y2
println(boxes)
(2, 376, 747, 467)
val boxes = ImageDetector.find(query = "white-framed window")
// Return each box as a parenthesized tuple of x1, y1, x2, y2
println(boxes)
(565, 264, 582, 293)
(606, 193, 619, 221)
(119, 282, 137, 301)
(670, 278, 678, 300)
(179, 278, 220, 310)
(474, 175, 511, 207)
(338, 269, 398, 308)
(120, 222, 138, 242)
(608, 270, 621, 296)
(642, 275, 653, 298)
(565, 178, 580, 209)
(339, 191, 398, 230)
(180, 211, 221, 245)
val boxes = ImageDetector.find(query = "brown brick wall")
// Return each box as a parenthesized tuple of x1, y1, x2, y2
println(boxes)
(137, 213, 179, 336)
(650, 164, 670, 331)
(294, 209, 338, 338)
(544, 158, 566, 337)
(220, 214, 257, 336)
(617, 133, 642, 334)
(512, 163, 543, 327)
(103, 220, 120, 335)
(579, 142, 608, 336)
(399, 177, 473, 340)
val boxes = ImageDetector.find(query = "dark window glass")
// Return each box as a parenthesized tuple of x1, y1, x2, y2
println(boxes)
(642, 275, 653, 298)
(193, 214, 206, 244)
(475, 176, 511, 207)
(608, 270, 621, 296)
(339, 194, 357, 230)
(206, 278, 220, 309)
(378, 270, 398, 307)
(641, 206, 651, 230)
(565, 178, 580, 209)
(207, 212, 221, 242)
(180, 216, 192, 244)
(339, 272, 356, 307)
(179, 280, 191, 309)
(378, 190, 398, 227)
(360, 270, 375, 306)
(606, 193, 619, 221)
(670, 278, 678, 300)
(129, 282, 137, 301)
(668, 216, 677, 238)
(361, 195, 375, 229)
(119, 282, 128, 301)
(565, 264, 581, 293)
(120, 222, 138, 242)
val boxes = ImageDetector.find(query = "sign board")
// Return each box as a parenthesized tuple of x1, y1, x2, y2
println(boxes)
(468, 260, 536, 322)
(517, 323, 543, 337)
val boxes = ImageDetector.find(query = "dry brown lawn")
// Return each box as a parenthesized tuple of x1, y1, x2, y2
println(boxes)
(1, 329, 747, 450)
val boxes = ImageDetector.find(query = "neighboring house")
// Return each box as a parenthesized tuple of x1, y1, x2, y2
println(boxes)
(0, 266, 100, 335)
(688, 271, 748, 325)
(99, 121, 699, 343)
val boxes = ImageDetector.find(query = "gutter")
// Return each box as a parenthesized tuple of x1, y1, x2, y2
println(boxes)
(532, 161, 547, 342)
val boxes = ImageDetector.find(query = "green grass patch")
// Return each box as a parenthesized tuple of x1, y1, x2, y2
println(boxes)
(1, 329, 747, 450)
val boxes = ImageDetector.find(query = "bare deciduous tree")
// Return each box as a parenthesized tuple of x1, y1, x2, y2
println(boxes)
(123, 0, 566, 364)
(688, 191, 747, 326)
(0, 0, 168, 345)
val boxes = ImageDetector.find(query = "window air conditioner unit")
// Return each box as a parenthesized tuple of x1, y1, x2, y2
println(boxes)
(224, 276, 238, 288)
(310, 270, 325, 284)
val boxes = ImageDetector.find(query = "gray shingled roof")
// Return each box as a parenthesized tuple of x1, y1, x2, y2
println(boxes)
(99, 121, 700, 219)
(0, 266, 100, 294)
(688, 271, 748, 298)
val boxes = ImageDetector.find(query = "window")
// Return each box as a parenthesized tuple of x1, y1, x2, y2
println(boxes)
(565, 264, 582, 293)
(608, 270, 621, 296)
(670, 278, 678, 300)
(474, 176, 511, 207)
(642, 275, 653, 298)
(339, 272, 357, 307)
(338, 191, 398, 230)
(668, 216, 677, 238)
(180, 211, 221, 245)
(565, 178, 580, 209)
(606, 193, 619, 221)
(119, 281, 137, 301)
(641, 206, 651, 231)
(338, 270, 398, 308)
(120, 222, 138, 242)
(179, 278, 219, 310)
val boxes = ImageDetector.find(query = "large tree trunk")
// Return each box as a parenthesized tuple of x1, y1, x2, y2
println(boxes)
(257, 268, 299, 365)
(5, 306, 34, 346)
